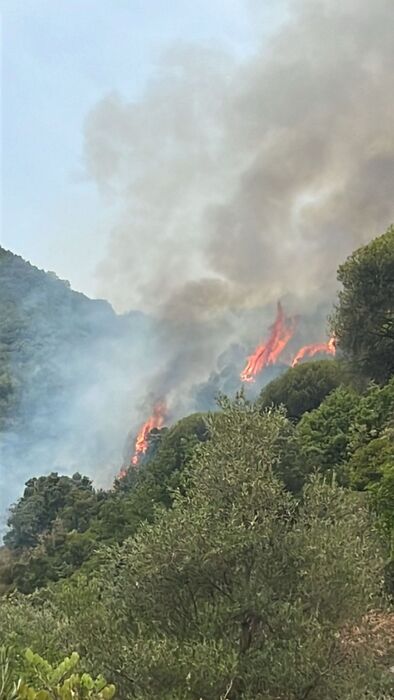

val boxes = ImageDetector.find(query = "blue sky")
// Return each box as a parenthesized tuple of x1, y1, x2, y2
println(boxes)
(1, 0, 284, 299)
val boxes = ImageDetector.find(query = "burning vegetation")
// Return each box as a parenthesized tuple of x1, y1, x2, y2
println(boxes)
(291, 336, 336, 367)
(118, 401, 167, 479)
(240, 302, 298, 383)
(121, 302, 337, 478)
(240, 302, 337, 384)
(131, 401, 167, 466)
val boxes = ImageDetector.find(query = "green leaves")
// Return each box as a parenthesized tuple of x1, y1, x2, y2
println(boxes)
(296, 385, 361, 478)
(73, 399, 388, 699)
(0, 397, 392, 698)
(0, 648, 115, 700)
(332, 225, 394, 383)
(259, 359, 346, 421)
(4, 473, 97, 551)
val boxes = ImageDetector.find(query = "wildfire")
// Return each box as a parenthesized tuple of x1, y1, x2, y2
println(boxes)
(115, 308, 338, 484)
(291, 336, 336, 367)
(131, 401, 167, 466)
(117, 401, 167, 479)
(240, 302, 297, 382)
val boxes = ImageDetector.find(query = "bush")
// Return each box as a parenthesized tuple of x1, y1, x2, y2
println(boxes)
(259, 359, 346, 420)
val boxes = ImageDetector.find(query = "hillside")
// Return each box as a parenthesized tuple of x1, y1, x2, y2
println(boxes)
(0, 228, 393, 699)
(0, 247, 152, 520)
(0, 246, 115, 429)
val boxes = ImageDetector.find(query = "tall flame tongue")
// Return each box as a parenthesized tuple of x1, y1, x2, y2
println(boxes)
(131, 401, 167, 467)
(291, 336, 336, 367)
(241, 302, 297, 382)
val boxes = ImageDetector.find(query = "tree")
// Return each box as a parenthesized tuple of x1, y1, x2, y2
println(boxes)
(348, 432, 394, 492)
(294, 377, 394, 483)
(0, 548, 14, 596)
(0, 400, 391, 698)
(348, 377, 394, 454)
(98, 413, 210, 540)
(296, 386, 361, 479)
(4, 473, 98, 550)
(349, 427, 394, 595)
(259, 359, 345, 420)
(0, 414, 210, 594)
(69, 399, 389, 699)
(370, 460, 394, 597)
(332, 225, 394, 383)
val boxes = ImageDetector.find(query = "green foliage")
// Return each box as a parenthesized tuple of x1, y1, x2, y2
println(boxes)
(51, 400, 387, 699)
(0, 246, 118, 434)
(0, 548, 15, 596)
(348, 377, 394, 454)
(117, 412, 209, 496)
(348, 431, 394, 491)
(5, 473, 98, 550)
(296, 377, 394, 482)
(0, 399, 391, 698)
(1, 414, 210, 593)
(368, 460, 394, 542)
(4, 378, 394, 594)
(0, 245, 153, 555)
(0, 647, 115, 699)
(89, 412, 209, 547)
(332, 225, 394, 383)
(296, 386, 361, 478)
(0, 645, 19, 699)
(295, 377, 394, 593)
(1, 473, 103, 593)
(350, 429, 394, 594)
(259, 359, 346, 420)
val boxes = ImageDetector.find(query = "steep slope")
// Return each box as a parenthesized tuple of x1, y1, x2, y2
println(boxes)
(0, 247, 115, 429)
(0, 247, 151, 522)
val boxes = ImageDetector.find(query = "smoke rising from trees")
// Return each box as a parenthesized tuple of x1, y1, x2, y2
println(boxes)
(86, 0, 394, 319)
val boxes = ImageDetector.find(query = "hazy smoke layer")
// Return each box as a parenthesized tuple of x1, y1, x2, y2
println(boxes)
(0, 301, 156, 527)
(0, 248, 159, 527)
(86, 0, 394, 320)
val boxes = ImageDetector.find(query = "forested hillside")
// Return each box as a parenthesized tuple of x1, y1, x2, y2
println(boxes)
(0, 227, 393, 699)
(0, 247, 152, 520)
(0, 246, 115, 432)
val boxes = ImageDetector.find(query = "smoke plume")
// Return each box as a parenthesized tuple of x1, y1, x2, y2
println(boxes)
(86, 0, 394, 321)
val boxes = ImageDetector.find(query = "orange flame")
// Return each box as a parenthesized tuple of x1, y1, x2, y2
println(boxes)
(131, 401, 167, 466)
(291, 336, 336, 367)
(241, 302, 297, 382)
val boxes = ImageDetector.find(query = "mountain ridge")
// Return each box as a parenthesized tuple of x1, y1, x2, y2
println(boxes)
(0, 246, 152, 520)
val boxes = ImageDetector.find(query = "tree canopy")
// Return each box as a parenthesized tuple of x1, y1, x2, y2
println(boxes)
(4, 473, 98, 550)
(259, 359, 345, 420)
(0, 399, 392, 699)
(332, 225, 394, 383)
